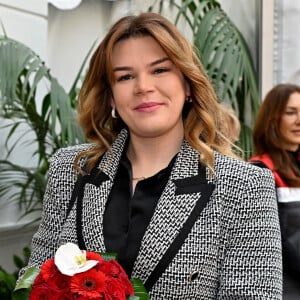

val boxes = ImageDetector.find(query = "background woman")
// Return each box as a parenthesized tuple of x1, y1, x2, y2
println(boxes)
(19, 13, 282, 299)
(249, 83, 300, 299)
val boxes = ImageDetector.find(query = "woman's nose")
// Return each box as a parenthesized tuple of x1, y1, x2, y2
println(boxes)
(134, 74, 153, 94)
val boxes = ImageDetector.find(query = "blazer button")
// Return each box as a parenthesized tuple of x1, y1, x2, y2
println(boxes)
(188, 271, 199, 282)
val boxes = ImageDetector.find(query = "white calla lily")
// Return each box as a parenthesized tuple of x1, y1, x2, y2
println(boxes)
(54, 243, 98, 276)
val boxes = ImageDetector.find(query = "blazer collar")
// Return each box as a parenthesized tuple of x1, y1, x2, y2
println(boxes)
(97, 129, 128, 181)
(97, 129, 207, 182)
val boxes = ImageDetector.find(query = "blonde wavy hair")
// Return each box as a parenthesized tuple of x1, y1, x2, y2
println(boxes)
(76, 12, 237, 172)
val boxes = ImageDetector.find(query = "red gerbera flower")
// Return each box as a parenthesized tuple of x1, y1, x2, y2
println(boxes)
(70, 268, 106, 299)
(39, 257, 71, 291)
(86, 251, 103, 262)
(52, 292, 74, 300)
(40, 258, 57, 281)
(110, 260, 133, 295)
(104, 277, 127, 300)
(98, 260, 120, 277)
(99, 260, 133, 296)
(29, 282, 55, 300)
(32, 272, 45, 286)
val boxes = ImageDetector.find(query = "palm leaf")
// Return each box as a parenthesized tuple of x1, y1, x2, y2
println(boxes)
(0, 160, 45, 214)
(129, 278, 150, 300)
(0, 35, 86, 218)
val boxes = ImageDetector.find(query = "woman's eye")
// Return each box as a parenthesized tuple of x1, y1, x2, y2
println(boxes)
(154, 68, 168, 74)
(285, 111, 296, 115)
(117, 74, 132, 82)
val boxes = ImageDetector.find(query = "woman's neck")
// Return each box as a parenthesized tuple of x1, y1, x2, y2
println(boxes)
(126, 131, 183, 179)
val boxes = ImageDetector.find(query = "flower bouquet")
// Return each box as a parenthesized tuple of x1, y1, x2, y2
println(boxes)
(13, 243, 149, 300)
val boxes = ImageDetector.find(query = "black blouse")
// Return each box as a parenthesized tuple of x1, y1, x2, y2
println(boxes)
(103, 153, 176, 276)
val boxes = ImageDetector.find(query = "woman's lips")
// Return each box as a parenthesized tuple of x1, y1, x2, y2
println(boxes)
(135, 102, 162, 112)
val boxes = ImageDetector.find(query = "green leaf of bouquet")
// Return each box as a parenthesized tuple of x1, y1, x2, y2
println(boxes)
(128, 296, 140, 300)
(14, 267, 40, 290)
(99, 252, 118, 261)
(12, 288, 31, 300)
(130, 278, 150, 300)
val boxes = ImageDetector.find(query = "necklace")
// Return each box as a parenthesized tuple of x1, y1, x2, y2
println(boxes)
(132, 176, 147, 181)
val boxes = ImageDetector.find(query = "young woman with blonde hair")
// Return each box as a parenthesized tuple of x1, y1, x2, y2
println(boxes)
(20, 13, 281, 299)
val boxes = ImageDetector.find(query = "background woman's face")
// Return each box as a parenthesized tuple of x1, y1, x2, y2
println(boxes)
(279, 92, 300, 151)
(110, 36, 189, 139)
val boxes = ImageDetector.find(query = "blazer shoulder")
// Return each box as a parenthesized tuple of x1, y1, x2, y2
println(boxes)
(49, 143, 97, 168)
(213, 152, 274, 183)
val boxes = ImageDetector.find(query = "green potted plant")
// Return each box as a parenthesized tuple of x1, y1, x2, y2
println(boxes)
(0, 33, 91, 220)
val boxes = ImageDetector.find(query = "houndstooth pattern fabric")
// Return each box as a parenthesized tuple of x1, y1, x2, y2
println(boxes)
(20, 129, 282, 299)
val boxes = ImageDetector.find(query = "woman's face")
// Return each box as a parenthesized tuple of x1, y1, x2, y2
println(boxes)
(279, 92, 300, 151)
(111, 36, 189, 139)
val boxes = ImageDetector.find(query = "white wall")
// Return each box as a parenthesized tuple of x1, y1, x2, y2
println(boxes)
(260, 0, 275, 99)
(0, 0, 47, 59)
(274, 0, 300, 85)
(47, 0, 119, 90)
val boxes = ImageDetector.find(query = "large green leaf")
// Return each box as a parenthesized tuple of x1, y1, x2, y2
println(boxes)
(13, 267, 39, 291)
(12, 267, 39, 300)
(129, 278, 150, 300)
(0, 35, 86, 218)
(0, 37, 48, 110)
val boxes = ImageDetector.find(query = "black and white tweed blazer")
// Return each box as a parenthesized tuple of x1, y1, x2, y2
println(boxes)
(23, 129, 282, 299)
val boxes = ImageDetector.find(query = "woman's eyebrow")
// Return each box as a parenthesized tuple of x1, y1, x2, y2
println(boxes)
(285, 106, 298, 110)
(113, 66, 131, 72)
(150, 57, 170, 66)
(113, 57, 170, 72)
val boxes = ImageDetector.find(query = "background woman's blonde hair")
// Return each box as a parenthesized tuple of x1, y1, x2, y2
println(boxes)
(77, 12, 237, 171)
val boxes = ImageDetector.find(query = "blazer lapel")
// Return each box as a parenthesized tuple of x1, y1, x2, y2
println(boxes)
(79, 129, 129, 251)
(132, 141, 215, 282)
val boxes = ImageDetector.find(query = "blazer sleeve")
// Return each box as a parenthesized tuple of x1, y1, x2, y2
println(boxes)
(17, 148, 78, 279)
(217, 166, 282, 299)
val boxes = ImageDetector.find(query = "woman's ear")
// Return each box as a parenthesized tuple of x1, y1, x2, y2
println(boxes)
(110, 99, 118, 119)
(185, 80, 191, 97)
(110, 97, 116, 109)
